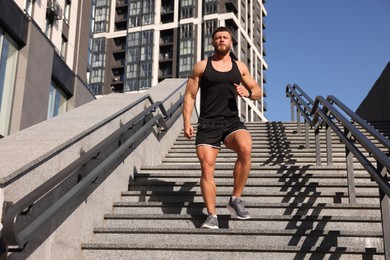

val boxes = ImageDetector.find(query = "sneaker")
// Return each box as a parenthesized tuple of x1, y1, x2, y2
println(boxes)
(201, 214, 219, 229)
(227, 197, 251, 219)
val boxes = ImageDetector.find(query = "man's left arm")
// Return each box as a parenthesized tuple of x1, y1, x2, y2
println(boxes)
(235, 62, 262, 100)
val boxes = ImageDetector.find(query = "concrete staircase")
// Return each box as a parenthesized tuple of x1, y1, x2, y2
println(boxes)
(82, 122, 385, 259)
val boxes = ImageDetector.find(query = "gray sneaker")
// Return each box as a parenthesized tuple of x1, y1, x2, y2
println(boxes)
(201, 214, 219, 229)
(227, 197, 251, 219)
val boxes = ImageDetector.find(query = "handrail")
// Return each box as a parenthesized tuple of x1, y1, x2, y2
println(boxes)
(1, 82, 186, 250)
(241, 97, 268, 122)
(327, 95, 390, 150)
(286, 84, 390, 259)
(311, 96, 390, 196)
(285, 83, 314, 124)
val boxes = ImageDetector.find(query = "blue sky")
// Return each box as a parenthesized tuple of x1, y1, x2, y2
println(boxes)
(264, 0, 390, 121)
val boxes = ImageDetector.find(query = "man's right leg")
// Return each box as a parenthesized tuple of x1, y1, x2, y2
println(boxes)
(196, 145, 219, 216)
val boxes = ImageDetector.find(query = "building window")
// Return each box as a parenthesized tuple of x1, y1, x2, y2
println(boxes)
(0, 29, 18, 137)
(203, 20, 218, 58)
(24, 0, 34, 16)
(61, 35, 68, 59)
(47, 81, 67, 119)
(45, 16, 53, 38)
(180, 0, 194, 19)
(63, 0, 71, 24)
(126, 64, 138, 78)
(204, 0, 218, 15)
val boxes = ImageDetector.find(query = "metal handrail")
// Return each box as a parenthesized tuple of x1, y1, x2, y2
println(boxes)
(286, 84, 390, 259)
(241, 97, 268, 122)
(311, 96, 390, 195)
(1, 83, 186, 250)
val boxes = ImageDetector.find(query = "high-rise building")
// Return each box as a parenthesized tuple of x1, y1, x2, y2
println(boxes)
(90, 0, 267, 114)
(0, 0, 95, 137)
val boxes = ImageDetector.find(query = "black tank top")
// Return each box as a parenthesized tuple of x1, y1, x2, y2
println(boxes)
(199, 57, 242, 121)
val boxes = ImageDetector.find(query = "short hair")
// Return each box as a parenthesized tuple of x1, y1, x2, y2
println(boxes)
(212, 27, 233, 40)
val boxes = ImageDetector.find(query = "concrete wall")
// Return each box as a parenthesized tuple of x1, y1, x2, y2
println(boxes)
(356, 62, 390, 121)
(0, 79, 187, 259)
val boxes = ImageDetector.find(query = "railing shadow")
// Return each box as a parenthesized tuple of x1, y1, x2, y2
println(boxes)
(261, 122, 297, 166)
(130, 172, 205, 228)
(277, 165, 349, 259)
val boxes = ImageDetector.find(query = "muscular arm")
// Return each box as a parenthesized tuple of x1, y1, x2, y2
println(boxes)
(182, 60, 205, 139)
(235, 61, 262, 100)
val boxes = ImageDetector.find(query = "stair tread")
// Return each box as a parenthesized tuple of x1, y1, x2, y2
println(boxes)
(92, 226, 383, 236)
(81, 242, 384, 253)
(103, 213, 381, 222)
(112, 201, 380, 209)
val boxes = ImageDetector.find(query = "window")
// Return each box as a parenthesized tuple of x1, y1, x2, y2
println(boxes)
(127, 48, 139, 62)
(0, 29, 18, 137)
(126, 64, 138, 78)
(140, 46, 152, 61)
(45, 16, 53, 38)
(24, 0, 34, 16)
(64, 0, 71, 23)
(47, 81, 67, 119)
(204, 0, 218, 15)
(179, 56, 193, 72)
(180, 0, 194, 18)
(61, 35, 68, 59)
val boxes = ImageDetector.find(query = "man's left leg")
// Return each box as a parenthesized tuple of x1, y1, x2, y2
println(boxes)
(224, 129, 252, 219)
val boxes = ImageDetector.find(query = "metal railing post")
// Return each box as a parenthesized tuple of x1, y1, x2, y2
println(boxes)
(315, 126, 321, 166)
(297, 108, 301, 134)
(344, 127, 356, 203)
(378, 160, 390, 259)
(290, 100, 294, 121)
(326, 123, 333, 166)
(305, 120, 310, 149)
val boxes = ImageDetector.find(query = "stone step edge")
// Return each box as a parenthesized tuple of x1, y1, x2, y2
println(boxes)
(81, 242, 384, 254)
(112, 201, 380, 210)
(92, 227, 383, 237)
(129, 180, 379, 187)
(140, 165, 368, 170)
(103, 213, 381, 222)
(134, 172, 374, 178)
(121, 190, 379, 197)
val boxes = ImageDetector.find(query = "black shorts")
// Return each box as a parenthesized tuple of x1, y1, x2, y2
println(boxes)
(195, 118, 248, 149)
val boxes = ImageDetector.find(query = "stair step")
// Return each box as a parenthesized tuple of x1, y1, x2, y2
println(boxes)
(102, 213, 382, 231)
(82, 243, 383, 260)
(89, 227, 383, 250)
(111, 201, 381, 217)
(120, 191, 379, 204)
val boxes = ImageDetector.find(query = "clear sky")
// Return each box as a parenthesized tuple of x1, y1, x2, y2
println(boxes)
(264, 0, 390, 122)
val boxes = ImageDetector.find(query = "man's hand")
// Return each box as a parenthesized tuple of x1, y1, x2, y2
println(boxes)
(184, 124, 194, 139)
(234, 83, 250, 98)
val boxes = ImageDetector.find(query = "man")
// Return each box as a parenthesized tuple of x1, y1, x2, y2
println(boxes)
(182, 26, 262, 229)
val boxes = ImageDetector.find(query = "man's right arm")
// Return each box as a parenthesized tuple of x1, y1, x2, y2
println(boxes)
(182, 61, 204, 139)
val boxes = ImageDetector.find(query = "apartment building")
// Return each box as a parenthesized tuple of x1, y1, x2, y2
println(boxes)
(90, 0, 267, 114)
(0, 0, 95, 137)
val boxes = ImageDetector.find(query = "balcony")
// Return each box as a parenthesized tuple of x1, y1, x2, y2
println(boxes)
(161, 1, 174, 23)
(224, 0, 238, 14)
(116, 0, 128, 8)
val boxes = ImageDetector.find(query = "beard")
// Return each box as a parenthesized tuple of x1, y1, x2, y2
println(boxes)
(214, 45, 230, 55)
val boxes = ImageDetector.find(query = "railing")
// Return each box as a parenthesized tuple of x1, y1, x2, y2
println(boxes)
(0, 81, 186, 253)
(286, 83, 390, 259)
(238, 97, 268, 122)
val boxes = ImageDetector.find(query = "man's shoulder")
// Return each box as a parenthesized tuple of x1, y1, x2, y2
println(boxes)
(235, 60, 249, 74)
(193, 59, 208, 75)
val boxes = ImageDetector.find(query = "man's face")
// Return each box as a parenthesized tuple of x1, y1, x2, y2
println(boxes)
(212, 31, 232, 55)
